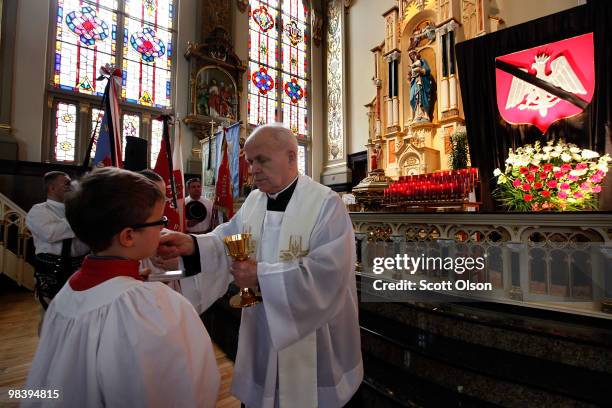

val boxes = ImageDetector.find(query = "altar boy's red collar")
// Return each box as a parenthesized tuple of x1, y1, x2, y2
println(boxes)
(69, 256, 143, 291)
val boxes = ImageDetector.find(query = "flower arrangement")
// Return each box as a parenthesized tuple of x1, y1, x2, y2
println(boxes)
(494, 140, 610, 211)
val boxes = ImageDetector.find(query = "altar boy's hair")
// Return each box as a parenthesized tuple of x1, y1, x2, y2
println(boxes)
(65, 167, 164, 252)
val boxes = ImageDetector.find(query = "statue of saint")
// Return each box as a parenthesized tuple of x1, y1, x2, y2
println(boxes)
(370, 144, 381, 170)
(408, 50, 433, 122)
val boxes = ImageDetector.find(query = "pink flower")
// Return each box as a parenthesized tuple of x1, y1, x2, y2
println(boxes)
(522, 183, 531, 191)
(524, 194, 533, 202)
(595, 170, 606, 178)
(573, 191, 583, 199)
(593, 185, 602, 193)
(558, 191, 568, 199)
(575, 163, 588, 170)
(546, 180, 558, 188)
(560, 183, 570, 190)
(542, 202, 551, 209)
(560, 164, 572, 172)
(513, 179, 522, 188)
(590, 175, 602, 183)
(567, 175, 579, 182)
(580, 182, 591, 191)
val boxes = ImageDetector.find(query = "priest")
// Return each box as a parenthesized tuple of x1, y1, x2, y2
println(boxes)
(159, 123, 363, 408)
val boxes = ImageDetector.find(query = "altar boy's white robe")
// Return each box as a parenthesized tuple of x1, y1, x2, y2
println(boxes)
(191, 175, 363, 408)
(24, 261, 220, 408)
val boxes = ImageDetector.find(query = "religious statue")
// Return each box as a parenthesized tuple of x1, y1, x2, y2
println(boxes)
(370, 144, 382, 170)
(408, 49, 433, 122)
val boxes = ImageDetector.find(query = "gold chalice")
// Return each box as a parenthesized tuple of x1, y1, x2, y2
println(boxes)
(223, 233, 262, 308)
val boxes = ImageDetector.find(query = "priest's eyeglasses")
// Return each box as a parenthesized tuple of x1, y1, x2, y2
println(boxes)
(131, 216, 168, 230)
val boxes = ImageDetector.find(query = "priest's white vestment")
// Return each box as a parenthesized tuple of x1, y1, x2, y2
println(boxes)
(23, 276, 220, 408)
(188, 175, 363, 408)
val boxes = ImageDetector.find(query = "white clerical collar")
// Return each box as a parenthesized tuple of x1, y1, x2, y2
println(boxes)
(267, 176, 299, 200)
(46, 198, 65, 209)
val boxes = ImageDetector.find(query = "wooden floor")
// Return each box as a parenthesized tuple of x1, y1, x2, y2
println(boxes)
(0, 275, 240, 407)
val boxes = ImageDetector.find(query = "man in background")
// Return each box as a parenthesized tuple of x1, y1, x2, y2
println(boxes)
(185, 178, 213, 234)
(25, 171, 89, 309)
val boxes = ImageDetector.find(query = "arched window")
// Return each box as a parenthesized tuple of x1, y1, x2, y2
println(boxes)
(48, 0, 175, 167)
(248, 0, 310, 175)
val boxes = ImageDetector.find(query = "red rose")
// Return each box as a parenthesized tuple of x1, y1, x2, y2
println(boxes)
(529, 165, 539, 172)
(543, 163, 553, 172)
(522, 183, 531, 191)
(561, 164, 572, 172)
(534, 182, 543, 189)
(526, 174, 535, 182)
(538, 172, 548, 180)
(554, 171, 565, 179)
(575, 163, 588, 170)
(524, 194, 533, 202)
(546, 180, 558, 188)
(541, 190, 551, 198)
(520, 167, 529, 175)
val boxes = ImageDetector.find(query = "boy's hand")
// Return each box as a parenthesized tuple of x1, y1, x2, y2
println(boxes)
(230, 259, 258, 289)
(158, 232, 195, 259)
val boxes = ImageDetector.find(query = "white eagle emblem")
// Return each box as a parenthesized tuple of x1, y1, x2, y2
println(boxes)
(505, 54, 586, 117)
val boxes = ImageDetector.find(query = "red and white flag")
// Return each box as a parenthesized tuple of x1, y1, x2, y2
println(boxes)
(153, 116, 185, 232)
(214, 132, 234, 221)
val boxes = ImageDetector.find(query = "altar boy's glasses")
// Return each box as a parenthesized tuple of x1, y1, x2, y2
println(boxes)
(131, 216, 168, 230)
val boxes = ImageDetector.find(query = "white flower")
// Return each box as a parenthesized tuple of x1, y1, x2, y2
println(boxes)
(554, 145, 563, 152)
(493, 168, 502, 177)
(581, 149, 600, 160)
(597, 163, 609, 172)
(550, 151, 560, 158)
(543, 146, 553, 153)
(569, 170, 580, 177)
(561, 153, 572, 162)
(570, 147, 580, 154)
(553, 166, 560, 172)
(572, 153, 582, 161)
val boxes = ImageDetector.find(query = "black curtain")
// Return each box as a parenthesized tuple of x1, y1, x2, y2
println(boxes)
(456, 0, 612, 210)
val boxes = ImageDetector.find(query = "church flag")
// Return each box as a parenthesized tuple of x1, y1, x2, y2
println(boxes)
(91, 65, 123, 168)
(495, 32, 594, 133)
(224, 122, 241, 199)
(214, 133, 234, 220)
(153, 115, 184, 232)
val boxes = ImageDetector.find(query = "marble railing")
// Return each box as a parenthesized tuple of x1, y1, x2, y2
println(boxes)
(0, 192, 35, 290)
(350, 212, 612, 318)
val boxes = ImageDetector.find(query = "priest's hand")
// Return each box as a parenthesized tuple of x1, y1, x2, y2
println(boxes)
(230, 259, 258, 289)
(158, 232, 195, 259)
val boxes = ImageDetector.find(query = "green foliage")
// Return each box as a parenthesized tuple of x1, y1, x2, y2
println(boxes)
(449, 129, 469, 170)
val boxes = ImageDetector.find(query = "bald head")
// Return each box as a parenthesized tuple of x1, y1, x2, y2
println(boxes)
(244, 124, 299, 193)
(245, 123, 298, 154)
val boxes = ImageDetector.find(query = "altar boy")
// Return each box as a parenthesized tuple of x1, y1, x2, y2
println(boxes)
(24, 168, 219, 408)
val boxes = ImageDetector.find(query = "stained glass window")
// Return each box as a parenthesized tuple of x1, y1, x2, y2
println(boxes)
(121, 113, 140, 159)
(151, 118, 164, 167)
(50, 0, 176, 164)
(297, 144, 306, 174)
(54, 102, 78, 162)
(122, 0, 174, 108)
(248, 0, 309, 138)
(54, 0, 118, 96)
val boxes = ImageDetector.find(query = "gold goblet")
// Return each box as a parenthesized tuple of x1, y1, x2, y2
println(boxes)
(223, 233, 262, 308)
